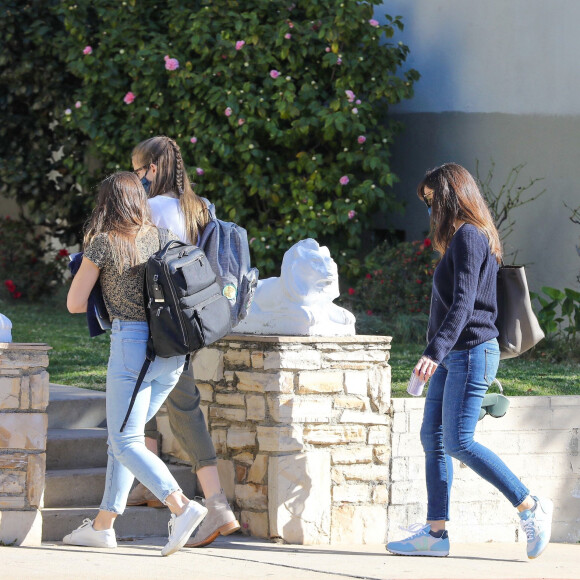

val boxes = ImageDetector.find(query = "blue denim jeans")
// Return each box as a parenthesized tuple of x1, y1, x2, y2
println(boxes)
(100, 320, 186, 514)
(420, 339, 529, 521)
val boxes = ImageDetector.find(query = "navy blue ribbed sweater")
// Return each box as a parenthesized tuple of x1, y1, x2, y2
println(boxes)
(423, 224, 499, 364)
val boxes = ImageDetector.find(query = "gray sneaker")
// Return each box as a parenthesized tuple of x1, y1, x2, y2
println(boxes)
(185, 491, 240, 547)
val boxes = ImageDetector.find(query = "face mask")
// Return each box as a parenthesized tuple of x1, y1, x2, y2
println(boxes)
(140, 168, 151, 194)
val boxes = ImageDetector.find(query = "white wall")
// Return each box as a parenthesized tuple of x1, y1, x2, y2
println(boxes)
(383, 0, 580, 115)
(377, 0, 580, 292)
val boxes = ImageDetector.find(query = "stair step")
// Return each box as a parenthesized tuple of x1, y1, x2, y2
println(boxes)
(48, 383, 106, 429)
(44, 464, 197, 508)
(47, 428, 109, 470)
(42, 506, 175, 542)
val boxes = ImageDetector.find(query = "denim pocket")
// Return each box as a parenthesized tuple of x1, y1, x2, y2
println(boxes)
(121, 338, 147, 375)
(484, 348, 500, 385)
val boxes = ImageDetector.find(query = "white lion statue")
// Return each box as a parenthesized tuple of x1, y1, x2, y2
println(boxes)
(234, 238, 356, 336)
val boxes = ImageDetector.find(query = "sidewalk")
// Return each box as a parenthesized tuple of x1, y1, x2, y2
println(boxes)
(1, 535, 578, 580)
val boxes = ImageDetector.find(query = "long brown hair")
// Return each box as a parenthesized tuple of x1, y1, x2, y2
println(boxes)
(417, 163, 502, 263)
(84, 172, 154, 273)
(131, 135, 209, 244)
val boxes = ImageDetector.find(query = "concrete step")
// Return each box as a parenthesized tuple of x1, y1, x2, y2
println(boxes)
(47, 428, 109, 470)
(48, 383, 106, 429)
(44, 464, 197, 508)
(42, 506, 175, 541)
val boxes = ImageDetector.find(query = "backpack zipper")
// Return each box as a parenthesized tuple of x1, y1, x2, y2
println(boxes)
(162, 259, 188, 349)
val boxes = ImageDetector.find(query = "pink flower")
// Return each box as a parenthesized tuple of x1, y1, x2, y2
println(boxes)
(225, 107, 233, 117)
(355, 99, 361, 105)
(196, 168, 204, 176)
(336, 57, 342, 65)
(238, 118, 245, 126)
(165, 57, 179, 71)
(348, 210, 356, 219)
(352, 107, 358, 114)
(164, 55, 169, 61)
(339, 175, 349, 186)
(190, 137, 198, 144)
(284, 33, 292, 40)
(270, 69, 280, 79)
(325, 47, 331, 53)
(357, 135, 366, 144)
(345, 90, 356, 103)
(235, 40, 245, 51)
(369, 19, 380, 27)
(123, 92, 135, 105)
(75, 101, 82, 109)
(83, 46, 92, 55)
(64, 108, 72, 115)
(288, 21, 294, 28)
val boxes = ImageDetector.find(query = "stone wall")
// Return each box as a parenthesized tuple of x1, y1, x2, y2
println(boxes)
(0, 343, 51, 546)
(156, 335, 392, 544)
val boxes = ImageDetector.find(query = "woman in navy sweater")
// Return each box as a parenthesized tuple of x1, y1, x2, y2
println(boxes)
(387, 163, 552, 559)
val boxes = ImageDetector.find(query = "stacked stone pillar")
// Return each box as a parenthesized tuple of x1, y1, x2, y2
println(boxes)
(156, 335, 392, 545)
(0, 343, 50, 546)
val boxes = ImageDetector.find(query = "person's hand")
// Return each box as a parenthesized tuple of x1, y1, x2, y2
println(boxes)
(414, 356, 438, 382)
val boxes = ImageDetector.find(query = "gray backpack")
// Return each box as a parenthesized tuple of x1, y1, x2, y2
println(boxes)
(199, 198, 259, 327)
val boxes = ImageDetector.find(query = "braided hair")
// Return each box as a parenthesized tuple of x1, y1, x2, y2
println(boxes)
(132, 136, 209, 244)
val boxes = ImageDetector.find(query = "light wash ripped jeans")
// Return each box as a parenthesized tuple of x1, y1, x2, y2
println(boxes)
(100, 319, 185, 514)
(420, 339, 529, 521)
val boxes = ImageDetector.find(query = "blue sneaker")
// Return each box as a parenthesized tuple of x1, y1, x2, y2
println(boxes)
(519, 496, 553, 559)
(386, 524, 449, 557)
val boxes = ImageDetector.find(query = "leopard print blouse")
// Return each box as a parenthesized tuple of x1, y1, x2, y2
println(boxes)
(84, 228, 177, 322)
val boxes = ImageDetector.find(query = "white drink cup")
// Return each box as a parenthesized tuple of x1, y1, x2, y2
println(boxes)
(407, 371, 426, 397)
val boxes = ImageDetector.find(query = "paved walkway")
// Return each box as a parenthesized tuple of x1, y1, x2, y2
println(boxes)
(1, 535, 579, 580)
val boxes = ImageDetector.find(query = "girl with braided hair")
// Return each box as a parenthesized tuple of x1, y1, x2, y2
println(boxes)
(131, 136, 240, 547)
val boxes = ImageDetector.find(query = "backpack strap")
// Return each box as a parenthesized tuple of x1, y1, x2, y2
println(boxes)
(120, 344, 155, 432)
(119, 235, 168, 433)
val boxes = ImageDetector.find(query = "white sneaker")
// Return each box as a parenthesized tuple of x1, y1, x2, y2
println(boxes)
(161, 501, 208, 556)
(62, 518, 117, 549)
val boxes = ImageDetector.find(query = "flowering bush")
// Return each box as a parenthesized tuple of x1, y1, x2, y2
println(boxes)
(46, 0, 418, 275)
(0, 217, 68, 301)
(351, 239, 437, 317)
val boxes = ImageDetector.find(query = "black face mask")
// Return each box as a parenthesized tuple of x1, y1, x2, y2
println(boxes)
(140, 168, 151, 194)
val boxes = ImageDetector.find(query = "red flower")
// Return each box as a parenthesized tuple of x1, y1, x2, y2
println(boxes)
(366, 310, 373, 316)
(12, 291, 22, 299)
(4, 280, 15, 293)
(365, 273, 372, 279)
(58, 248, 69, 257)
(423, 238, 432, 247)
(348, 288, 355, 295)
(416, 279, 423, 284)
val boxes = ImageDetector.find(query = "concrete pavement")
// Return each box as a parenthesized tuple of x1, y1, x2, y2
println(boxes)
(1, 534, 579, 580)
